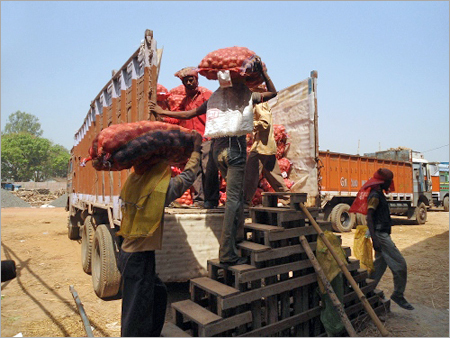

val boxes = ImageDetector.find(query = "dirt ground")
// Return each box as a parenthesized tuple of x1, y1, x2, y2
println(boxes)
(1, 207, 448, 337)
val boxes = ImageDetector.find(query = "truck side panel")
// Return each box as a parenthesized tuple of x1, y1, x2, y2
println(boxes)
(319, 151, 413, 199)
(70, 36, 159, 220)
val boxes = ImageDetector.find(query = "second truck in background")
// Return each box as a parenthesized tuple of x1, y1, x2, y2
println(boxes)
(319, 148, 432, 232)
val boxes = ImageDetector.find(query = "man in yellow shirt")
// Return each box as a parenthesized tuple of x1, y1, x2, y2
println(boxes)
(117, 131, 203, 337)
(243, 91, 289, 209)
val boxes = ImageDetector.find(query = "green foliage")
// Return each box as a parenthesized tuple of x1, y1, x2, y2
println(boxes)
(3, 111, 43, 137)
(47, 144, 71, 178)
(1, 134, 70, 182)
(1, 111, 70, 182)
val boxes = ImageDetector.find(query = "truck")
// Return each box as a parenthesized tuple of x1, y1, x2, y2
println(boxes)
(319, 148, 432, 232)
(66, 29, 321, 299)
(430, 161, 449, 211)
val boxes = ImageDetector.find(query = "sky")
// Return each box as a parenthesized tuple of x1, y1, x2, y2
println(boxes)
(1, 1, 449, 162)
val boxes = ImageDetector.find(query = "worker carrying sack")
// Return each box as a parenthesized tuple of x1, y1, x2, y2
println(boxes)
(81, 121, 195, 171)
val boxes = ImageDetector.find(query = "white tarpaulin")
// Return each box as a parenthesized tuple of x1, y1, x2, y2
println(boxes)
(269, 76, 319, 206)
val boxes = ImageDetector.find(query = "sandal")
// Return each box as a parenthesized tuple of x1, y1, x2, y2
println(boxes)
(391, 294, 414, 310)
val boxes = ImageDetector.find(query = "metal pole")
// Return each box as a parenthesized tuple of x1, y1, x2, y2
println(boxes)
(69, 285, 94, 337)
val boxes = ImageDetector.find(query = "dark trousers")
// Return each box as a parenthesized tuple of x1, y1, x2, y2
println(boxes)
(192, 140, 220, 205)
(370, 231, 408, 297)
(118, 250, 167, 337)
(212, 136, 246, 263)
(243, 152, 289, 206)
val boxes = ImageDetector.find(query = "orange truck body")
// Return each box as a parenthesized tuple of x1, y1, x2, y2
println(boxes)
(318, 150, 414, 198)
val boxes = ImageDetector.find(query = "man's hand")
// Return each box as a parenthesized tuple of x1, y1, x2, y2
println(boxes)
(253, 55, 263, 73)
(192, 131, 203, 152)
(372, 237, 382, 252)
(150, 102, 165, 115)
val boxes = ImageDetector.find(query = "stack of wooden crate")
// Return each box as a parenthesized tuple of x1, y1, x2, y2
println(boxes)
(168, 193, 390, 337)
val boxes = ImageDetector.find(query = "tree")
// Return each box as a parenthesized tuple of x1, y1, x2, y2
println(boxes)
(45, 144, 71, 179)
(3, 111, 43, 137)
(1, 134, 70, 182)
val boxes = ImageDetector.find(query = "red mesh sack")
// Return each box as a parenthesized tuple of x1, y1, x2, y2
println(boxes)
(252, 188, 264, 206)
(198, 46, 267, 87)
(82, 121, 195, 171)
(259, 178, 274, 192)
(278, 158, 292, 176)
(276, 143, 286, 160)
(175, 189, 193, 206)
(273, 125, 288, 144)
(157, 84, 171, 111)
(219, 191, 227, 206)
(167, 85, 186, 113)
(284, 178, 294, 190)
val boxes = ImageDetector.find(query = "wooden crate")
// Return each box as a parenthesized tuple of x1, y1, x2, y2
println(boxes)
(169, 193, 390, 336)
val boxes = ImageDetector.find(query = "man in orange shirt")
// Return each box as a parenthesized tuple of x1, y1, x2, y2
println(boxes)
(174, 67, 219, 208)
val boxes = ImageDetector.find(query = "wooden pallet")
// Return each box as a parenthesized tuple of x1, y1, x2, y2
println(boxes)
(170, 193, 390, 336)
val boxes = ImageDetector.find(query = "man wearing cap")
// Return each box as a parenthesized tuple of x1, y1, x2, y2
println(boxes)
(174, 67, 218, 209)
(350, 168, 414, 310)
(152, 57, 277, 266)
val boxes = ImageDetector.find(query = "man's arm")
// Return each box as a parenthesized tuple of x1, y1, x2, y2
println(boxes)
(164, 132, 203, 205)
(366, 197, 382, 252)
(151, 101, 208, 120)
(254, 56, 277, 102)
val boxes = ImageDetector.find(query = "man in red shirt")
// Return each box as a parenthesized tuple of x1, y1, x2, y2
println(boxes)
(174, 67, 219, 208)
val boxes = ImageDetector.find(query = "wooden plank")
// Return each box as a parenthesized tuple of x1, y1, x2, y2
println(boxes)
(244, 223, 284, 233)
(191, 277, 240, 298)
(204, 311, 252, 337)
(221, 273, 317, 310)
(238, 306, 322, 337)
(238, 259, 312, 284)
(237, 241, 271, 253)
(255, 243, 317, 262)
(267, 225, 326, 242)
(161, 321, 191, 337)
(171, 300, 222, 326)
(228, 264, 256, 274)
(343, 280, 377, 304)
(250, 279, 262, 330)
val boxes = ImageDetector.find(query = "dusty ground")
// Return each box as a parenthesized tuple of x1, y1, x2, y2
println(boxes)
(1, 208, 448, 337)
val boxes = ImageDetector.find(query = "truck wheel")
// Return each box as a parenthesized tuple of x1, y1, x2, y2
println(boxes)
(356, 213, 367, 226)
(413, 202, 427, 225)
(67, 216, 80, 240)
(81, 215, 95, 274)
(330, 203, 355, 232)
(92, 224, 121, 299)
(444, 196, 449, 212)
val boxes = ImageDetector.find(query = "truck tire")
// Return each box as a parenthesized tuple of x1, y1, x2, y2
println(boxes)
(413, 202, 427, 225)
(444, 196, 449, 212)
(356, 213, 367, 226)
(330, 203, 356, 232)
(67, 216, 80, 240)
(91, 224, 121, 299)
(81, 215, 95, 274)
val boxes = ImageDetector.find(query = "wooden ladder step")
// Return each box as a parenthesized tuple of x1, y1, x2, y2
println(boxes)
(203, 311, 252, 337)
(172, 299, 222, 327)
(267, 225, 327, 242)
(244, 223, 285, 232)
(236, 260, 314, 284)
(190, 277, 240, 299)
(161, 321, 191, 337)
(237, 241, 271, 253)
